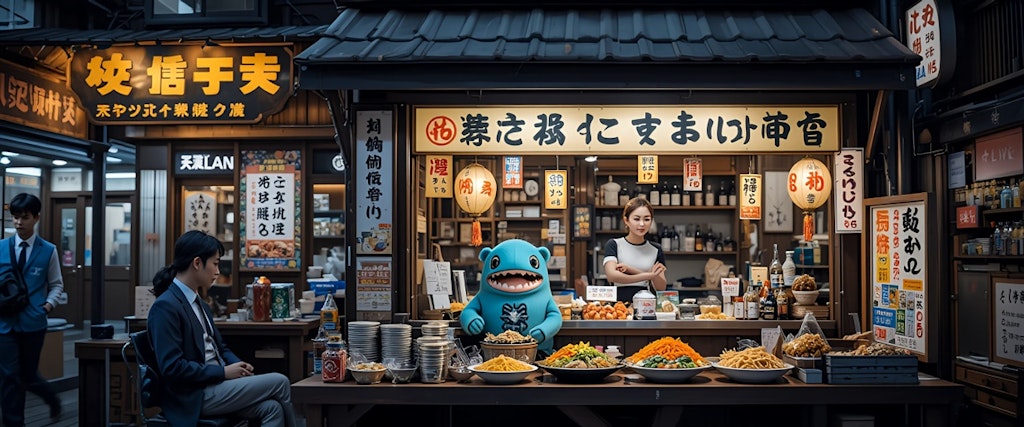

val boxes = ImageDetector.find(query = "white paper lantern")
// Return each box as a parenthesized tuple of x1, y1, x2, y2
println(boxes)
(787, 158, 832, 242)
(454, 163, 497, 246)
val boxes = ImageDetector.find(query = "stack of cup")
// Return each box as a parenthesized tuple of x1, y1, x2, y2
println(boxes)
(418, 340, 449, 383)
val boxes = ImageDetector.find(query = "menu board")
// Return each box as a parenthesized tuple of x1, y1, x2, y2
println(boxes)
(866, 193, 932, 359)
(992, 278, 1024, 367)
(239, 149, 301, 270)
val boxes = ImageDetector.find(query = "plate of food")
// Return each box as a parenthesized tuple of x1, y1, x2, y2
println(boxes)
(711, 346, 793, 384)
(628, 363, 711, 383)
(468, 355, 538, 385)
(537, 342, 623, 383)
(623, 337, 711, 383)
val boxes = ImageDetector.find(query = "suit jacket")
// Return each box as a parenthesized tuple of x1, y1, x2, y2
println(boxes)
(0, 237, 56, 333)
(148, 284, 242, 426)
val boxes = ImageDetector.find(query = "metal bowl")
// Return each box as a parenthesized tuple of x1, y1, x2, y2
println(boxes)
(349, 368, 386, 384)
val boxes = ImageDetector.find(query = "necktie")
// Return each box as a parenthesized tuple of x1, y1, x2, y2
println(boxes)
(195, 296, 224, 365)
(17, 242, 27, 270)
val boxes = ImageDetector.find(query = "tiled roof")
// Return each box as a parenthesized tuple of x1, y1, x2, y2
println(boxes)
(0, 25, 328, 47)
(294, 8, 919, 90)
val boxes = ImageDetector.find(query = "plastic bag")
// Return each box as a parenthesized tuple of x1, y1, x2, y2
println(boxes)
(781, 312, 833, 357)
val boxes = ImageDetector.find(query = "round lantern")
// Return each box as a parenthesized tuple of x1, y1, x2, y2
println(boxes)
(454, 163, 497, 246)
(787, 157, 832, 242)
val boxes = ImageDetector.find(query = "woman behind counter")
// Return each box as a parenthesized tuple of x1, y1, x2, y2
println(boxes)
(603, 197, 668, 302)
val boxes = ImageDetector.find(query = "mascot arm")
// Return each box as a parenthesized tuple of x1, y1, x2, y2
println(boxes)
(459, 298, 485, 335)
(528, 299, 563, 345)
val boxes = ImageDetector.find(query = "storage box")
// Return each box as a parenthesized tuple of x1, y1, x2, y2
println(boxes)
(791, 304, 829, 320)
(794, 367, 822, 383)
(784, 355, 824, 370)
(825, 355, 919, 384)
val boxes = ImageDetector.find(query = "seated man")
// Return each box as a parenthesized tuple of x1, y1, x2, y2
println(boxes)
(148, 230, 297, 427)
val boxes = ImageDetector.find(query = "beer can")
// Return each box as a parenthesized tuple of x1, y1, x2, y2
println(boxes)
(271, 284, 289, 320)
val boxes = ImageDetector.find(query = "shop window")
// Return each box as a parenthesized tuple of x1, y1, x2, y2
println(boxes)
(52, 168, 84, 192)
(145, 0, 267, 26)
(84, 202, 132, 266)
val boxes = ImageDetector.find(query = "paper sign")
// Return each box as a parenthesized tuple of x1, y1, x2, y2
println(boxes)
(721, 277, 740, 297)
(545, 170, 568, 209)
(749, 266, 768, 288)
(422, 260, 453, 295)
(684, 158, 703, 191)
(762, 326, 784, 357)
(638, 155, 658, 184)
(135, 285, 155, 318)
(587, 285, 617, 302)
(503, 156, 523, 189)
(426, 155, 453, 198)
(834, 148, 864, 233)
(739, 173, 762, 220)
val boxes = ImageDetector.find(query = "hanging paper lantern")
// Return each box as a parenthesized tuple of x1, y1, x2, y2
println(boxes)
(787, 158, 832, 242)
(454, 163, 497, 246)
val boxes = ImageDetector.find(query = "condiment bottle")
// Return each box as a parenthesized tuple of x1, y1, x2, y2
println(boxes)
(322, 341, 347, 383)
(320, 291, 340, 333)
(632, 288, 657, 320)
(743, 279, 759, 320)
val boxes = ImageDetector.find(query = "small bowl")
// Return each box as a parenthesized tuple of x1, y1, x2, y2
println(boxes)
(792, 290, 820, 305)
(349, 368, 386, 384)
(448, 366, 476, 382)
(387, 366, 418, 384)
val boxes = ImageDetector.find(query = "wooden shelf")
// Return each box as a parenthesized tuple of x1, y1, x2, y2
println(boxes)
(671, 286, 721, 292)
(665, 251, 738, 256)
(595, 205, 735, 211)
(502, 200, 542, 205)
(313, 235, 345, 239)
(954, 255, 1024, 260)
(982, 207, 1024, 217)
(795, 264, 829, 269)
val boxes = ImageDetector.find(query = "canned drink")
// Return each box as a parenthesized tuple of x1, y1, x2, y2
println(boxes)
(271, 284, 289, 320)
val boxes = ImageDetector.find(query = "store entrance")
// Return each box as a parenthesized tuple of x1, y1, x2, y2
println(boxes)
(49, 194, 135, 325)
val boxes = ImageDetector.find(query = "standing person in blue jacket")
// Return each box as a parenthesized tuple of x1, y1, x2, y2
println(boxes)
(148, 230, 297, 427)
(0, 193, 64, 426)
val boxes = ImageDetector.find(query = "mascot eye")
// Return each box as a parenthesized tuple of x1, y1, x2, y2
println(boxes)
(529, 255, 540, 269)
(490, 255, 501, 269)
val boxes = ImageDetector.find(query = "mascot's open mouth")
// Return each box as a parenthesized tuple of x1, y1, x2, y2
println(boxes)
(487, 270, 543, 293)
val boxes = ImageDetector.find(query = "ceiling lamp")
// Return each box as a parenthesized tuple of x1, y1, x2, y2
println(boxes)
(787, 157, 832, 242)
(454, 163, 497, 246)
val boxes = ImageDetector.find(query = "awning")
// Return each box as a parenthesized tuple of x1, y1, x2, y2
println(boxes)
(295, 8, 920, 91)
(0, 25, 328, 47)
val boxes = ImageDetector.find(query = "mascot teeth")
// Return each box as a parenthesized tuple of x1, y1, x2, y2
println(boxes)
(488, 270, 542, 292)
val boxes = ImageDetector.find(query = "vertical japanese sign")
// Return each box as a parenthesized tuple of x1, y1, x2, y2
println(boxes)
(356, 257, 393, 317)
(425, 155, 452, 198)
(868, 195, 928, 356)
(739, 174, 762, 220)
(834, 148, 863, 233)
(356, 111, 394, 255)
(503, 156, 523, 189)
(992, 278, 1024, 366)
(183, 190, 218, 235)
(906, 0, 941, 87)
(545, 170, 568, 209)
(637, 155, 658, 184)
(683, 158, 703, 191)
(240, 150, 300, 270)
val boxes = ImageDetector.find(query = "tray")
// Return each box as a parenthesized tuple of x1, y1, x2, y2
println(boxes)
(783, 355, 823, 370)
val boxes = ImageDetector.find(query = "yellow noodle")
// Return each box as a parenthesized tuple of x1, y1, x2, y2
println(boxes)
(717, 346, 785, 369)
(476, 354, 533, 372)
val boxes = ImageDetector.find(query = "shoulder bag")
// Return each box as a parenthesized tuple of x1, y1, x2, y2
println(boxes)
(0, 239, 28, 317)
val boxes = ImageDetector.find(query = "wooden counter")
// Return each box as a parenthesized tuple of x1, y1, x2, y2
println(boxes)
(292, 369, 962, 427)
(213, 318, 319, 383)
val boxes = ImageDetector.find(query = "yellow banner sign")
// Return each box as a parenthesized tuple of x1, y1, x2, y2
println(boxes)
(739, 174, 762, 220)
(638, 155, 658, 184)
(544, 170, 568, 209)
(415, 105, 839, 154)
(425, 155, 453, 198)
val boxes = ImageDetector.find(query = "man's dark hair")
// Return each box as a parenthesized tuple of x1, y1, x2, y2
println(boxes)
(9, 193, 42, 217)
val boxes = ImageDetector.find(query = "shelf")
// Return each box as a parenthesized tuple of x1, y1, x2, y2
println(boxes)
(795, 264, 829, 269)
(502, 200, 542, 205)
(313, 209, 345, 215)
(670, 286, 721, 292)
(595, 205, 735, 211)
(313, 235, 345, 239)
(954, 255, 1024, 260)
(497, 216, 558, 221)
(982, 207, 1024, 217)
(665, 251, 738, 256)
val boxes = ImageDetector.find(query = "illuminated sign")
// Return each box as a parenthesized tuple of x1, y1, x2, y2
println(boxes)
(175, 151, 235, 175)
(68, 45, 293, 124)
(0, 58, 88, 139)
(415, 105, 840, 154)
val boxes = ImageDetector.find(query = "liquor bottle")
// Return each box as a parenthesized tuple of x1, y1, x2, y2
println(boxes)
(670, 183, 682, 206)
(723, 235, 735, 252)
(1013, 178, 1022, 208)
(775, 284, 790, 320)
(705, 184, 716, 206)
(769, 244, 784, 291)
(601, 176, 621, 207)
(683, 225, 695, 252)
(694, 225, 704, 252)
(783, 250, 797, 287)
(619, 182, 631, 206)
(718, 180, 728, 206)
(693, 188, 703, 206)
(660, 181, 671, 206)
(660, 225, 672, 250)
(743, 278, 760, 320)
(759, 280, 776, 320)
(671, 226, 681, 251)
(728, 180, 737, 206)
(714, 233, 724, 252)
(1001, 183, 1013, 209)
(633, 185, 645, 200)
(311, 325, 329, 374)
(650, 183, 660, 206)
(320, 291, 340, 333)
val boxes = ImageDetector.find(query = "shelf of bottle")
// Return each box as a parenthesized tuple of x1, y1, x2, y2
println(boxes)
(794, 264, 829, 269)
(954, 255, 1024, 261)
(665, 250, 738, 256)
(501, 200, 542, 205)
(981, 206, 1024, 217)
(595, 205, 735, 211)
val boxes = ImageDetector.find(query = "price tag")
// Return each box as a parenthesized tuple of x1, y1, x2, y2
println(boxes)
(586, 285, 617, 302)
(761, 326, 784, 357)
(721, 277, 740, 297)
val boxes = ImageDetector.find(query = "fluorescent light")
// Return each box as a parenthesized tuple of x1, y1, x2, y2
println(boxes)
(584, 155, 598, 163)
(7, 167, 40, 176)
(52, 159, 67, 166)
(109, 146, 119, 153)
(0, 157, 9, 165)
(1, 151, 18, 157)
(106, 156, 122, 163)
(106, 172, 136, 179)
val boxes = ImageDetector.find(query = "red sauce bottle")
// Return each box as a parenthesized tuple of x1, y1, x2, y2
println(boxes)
(321, 342, 346, 382)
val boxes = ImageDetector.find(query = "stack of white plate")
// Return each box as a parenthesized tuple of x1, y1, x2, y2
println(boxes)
(420, 321, 449, 338)
(347, 321, 381, 362)
(380, 323, 412, 365)
(418, 341, 449, 383)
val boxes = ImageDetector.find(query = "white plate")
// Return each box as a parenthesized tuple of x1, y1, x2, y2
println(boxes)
(712, 362, 793, 384)
(628, 363, 711, 383)
(468, 363, 538, 385)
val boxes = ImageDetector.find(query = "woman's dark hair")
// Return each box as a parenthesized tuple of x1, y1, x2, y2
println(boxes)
(152, 230, 225, 296)
(621, 196, 654, 220)
(9, 193, 42, 216)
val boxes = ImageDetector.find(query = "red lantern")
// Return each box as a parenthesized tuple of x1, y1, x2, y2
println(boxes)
(454, 164, 497, 246)
(787, 158, 832, 242)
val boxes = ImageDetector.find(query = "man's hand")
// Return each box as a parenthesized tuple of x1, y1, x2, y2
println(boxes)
(224, 362, 254, 380)
(43, 302, 53, 313)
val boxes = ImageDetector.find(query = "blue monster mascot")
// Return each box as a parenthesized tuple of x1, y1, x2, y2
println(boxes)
(460, 239, 563, 355)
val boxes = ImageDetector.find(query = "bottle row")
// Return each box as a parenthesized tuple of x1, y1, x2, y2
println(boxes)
(729, 244, 798, 320)
(954, 178, 1023, 208)
(597, 176, 738, 207)
(600, 223, 737, 253)
(961, 221, 1024, 256)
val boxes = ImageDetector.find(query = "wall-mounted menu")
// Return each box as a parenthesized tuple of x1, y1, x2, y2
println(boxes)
(992, 278, 1024, 366)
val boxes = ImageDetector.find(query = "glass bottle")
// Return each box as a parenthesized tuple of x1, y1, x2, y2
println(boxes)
(782, 250, 797, 288)
(601, 176, 621, 207)
(718, 180, 728, 206)
(683, 225, 695, 252)
(743, 278, 760, 320)
(728, 180, 737, 206)
(693, 188, 704, 206)
(714, 233, 724, 252)
(660, 181, 671, 206)
(775, 284, 790, 320)
(671, 226, 681, 252)
(619, 182, 630, 206)
(769, 243, 784, 290)
(321, 340, 347, 383)
(320, 291, 340, 333)
(682, 189, 691, 206)
(1013, 178, 1021, 208)
(660, 225, 672, 250)
(670, 183, 682, 206)
(1001, 183, 1013, 209)
(694, 225, 704, 252)
(759, 280, 777, 320)
(705, 184, 716, 206)
(311, 325, 329, 374)
(650, 183, 661, 206)
(634, 185, 646, 200)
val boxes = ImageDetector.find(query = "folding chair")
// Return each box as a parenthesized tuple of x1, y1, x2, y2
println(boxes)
(121, 330, 246, 426)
